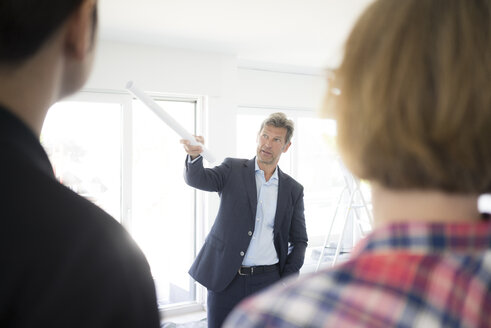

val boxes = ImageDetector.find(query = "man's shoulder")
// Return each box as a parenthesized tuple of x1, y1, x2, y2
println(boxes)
(46, 183, 136, 256)
(279, 169, 303, 191)
(1, 155, 137, 259)
(1, 182, 159, 327)
(222, 157, 253, 168)
(0, 155, 157, 315)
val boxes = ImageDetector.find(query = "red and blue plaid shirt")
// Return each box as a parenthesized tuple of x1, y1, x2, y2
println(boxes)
(224, 222, 491, 327)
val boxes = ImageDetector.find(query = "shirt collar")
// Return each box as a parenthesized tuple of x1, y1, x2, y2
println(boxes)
(255, 157, 279, 181)
(353, 221, 491, 257)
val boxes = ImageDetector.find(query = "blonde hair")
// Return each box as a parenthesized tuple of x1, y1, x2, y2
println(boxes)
(325, 0, 491, 193)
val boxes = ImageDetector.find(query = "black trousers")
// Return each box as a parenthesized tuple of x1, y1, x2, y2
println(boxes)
(207, 268, 281, 328)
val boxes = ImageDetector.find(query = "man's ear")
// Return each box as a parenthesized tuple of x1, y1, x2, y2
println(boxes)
(64, 0, 97, 60)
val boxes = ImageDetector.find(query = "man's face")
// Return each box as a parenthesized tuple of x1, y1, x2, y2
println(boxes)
(256, 125, 291, 166)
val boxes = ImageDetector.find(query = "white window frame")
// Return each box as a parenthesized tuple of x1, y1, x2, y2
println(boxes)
(57, 89, 209, 316)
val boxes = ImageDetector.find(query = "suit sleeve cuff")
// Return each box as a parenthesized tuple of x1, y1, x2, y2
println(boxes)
(187, 154, 202, 164)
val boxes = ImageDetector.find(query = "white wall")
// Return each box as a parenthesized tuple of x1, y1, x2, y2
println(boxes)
(85, 40, 238, 163)
(85, 40, 327, 158)
(237, 68, 326, 111)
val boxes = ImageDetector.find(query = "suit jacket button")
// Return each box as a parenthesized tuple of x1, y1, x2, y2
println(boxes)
(240, 251, 245, 256)
(248, 231, 253, 236)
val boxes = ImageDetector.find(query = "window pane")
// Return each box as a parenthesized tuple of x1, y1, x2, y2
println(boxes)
(132, 99, 196, 308)
(296, 117, 372, 270)
(41, 101, 122, 221)
(236, 112, 372, 273)
(296, 118, 344, 241)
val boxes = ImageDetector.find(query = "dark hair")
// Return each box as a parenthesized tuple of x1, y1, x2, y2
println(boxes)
(0, 0, 95, 64)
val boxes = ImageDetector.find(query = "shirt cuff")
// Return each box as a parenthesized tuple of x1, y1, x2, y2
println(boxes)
(187, 154, 202, 164)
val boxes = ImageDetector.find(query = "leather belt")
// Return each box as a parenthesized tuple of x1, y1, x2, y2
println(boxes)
(238, 263, 279, 276)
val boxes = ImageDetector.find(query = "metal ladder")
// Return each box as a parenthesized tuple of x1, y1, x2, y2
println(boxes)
(315, 162, 373, 271)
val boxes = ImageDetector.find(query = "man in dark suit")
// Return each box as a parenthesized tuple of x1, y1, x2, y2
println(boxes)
(0, 1, 160, 326)
(181, 112, 308, 327)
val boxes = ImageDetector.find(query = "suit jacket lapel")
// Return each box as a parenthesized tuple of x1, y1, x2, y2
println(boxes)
(274, 167, 289, 233)
(243, 158, 257, 219)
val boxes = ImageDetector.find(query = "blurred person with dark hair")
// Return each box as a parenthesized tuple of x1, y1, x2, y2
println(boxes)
(0, 1, 160, 327)
(225, 0, 491, 327)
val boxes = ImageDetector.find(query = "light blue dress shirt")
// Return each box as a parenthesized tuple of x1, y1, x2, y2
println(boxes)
(242, 159, 279, 266)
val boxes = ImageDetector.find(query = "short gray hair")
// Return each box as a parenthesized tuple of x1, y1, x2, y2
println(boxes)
(259, 112, 294, 144)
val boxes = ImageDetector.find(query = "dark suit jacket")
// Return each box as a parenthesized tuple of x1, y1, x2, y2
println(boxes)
(184, 156, 308, 292)
(0, 107, 160, 327)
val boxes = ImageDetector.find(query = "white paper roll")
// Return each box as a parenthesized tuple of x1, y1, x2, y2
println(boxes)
(126, 81, 215, 163)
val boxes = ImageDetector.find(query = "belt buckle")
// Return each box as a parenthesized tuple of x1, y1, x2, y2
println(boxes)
(238, 266, 253, 276)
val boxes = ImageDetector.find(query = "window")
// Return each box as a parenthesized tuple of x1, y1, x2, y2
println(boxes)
(42, 101, 123, 220)
(41, 91, 205, 313)
(131, 99, 197, 308)
(236, 108, 372, 273)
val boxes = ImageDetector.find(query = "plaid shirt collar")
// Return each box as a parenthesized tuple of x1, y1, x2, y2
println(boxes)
(353, 221, 491, 257)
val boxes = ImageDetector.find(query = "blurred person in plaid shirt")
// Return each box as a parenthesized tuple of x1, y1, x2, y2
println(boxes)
(224, 0, 491, 327)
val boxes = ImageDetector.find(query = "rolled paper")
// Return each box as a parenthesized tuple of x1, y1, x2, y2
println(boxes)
(126, 81, 215, 163)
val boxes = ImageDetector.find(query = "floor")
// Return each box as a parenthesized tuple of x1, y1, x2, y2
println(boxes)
(161, 318, 207, 328)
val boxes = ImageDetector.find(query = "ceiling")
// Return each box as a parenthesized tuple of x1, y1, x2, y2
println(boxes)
(99, 0, 374, 72)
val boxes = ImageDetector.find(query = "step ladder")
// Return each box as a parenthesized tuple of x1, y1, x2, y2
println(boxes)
(315, 162, 373, 271)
